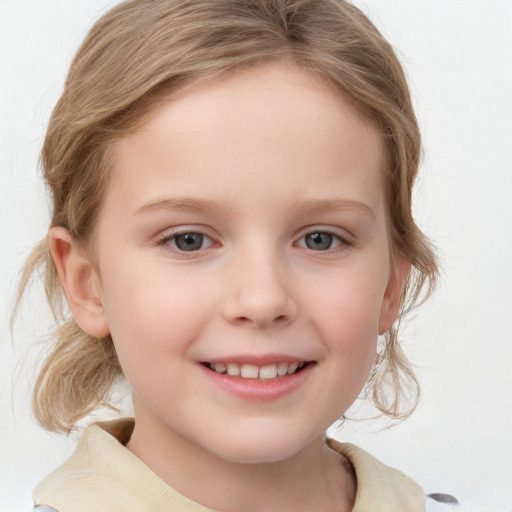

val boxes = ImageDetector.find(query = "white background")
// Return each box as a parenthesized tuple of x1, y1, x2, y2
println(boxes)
(1, 1, 511, 511)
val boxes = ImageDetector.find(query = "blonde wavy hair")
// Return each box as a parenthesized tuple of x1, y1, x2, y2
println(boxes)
(15, 0, 438, 433)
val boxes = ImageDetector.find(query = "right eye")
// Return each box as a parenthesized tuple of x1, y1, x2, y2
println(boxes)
(160, 231, 214, 252)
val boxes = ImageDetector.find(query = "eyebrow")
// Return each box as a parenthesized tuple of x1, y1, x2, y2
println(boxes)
(134, 197, 232, 216)
(135, 196, 374, 218)
(290, 198, 375, 218)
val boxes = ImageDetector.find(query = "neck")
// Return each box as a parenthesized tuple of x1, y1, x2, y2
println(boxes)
(126, 414, 355, 512)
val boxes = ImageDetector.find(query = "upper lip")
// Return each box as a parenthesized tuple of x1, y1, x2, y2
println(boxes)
(202, 354, 313, 366)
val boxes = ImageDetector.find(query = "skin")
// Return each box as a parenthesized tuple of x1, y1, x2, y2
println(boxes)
(50, 62, 409, 511)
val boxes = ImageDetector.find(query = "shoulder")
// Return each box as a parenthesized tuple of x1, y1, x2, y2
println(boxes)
(327, 438, 425, 511)
(326, 438, 463, 512)
(32, 418, 213, 512)
(33, 419, 137, 512)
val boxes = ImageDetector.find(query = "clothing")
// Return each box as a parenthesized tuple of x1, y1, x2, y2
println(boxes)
(33, 419, 458, 512)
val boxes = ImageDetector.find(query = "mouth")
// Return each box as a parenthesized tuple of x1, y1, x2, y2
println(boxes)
(201, 361, 312, 380)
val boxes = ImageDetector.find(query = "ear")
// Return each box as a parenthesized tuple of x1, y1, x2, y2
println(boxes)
(378, 254, 411, 335)
(48, 226, 110, 338)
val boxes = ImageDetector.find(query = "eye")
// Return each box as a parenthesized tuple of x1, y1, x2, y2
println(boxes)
(161, 231, 214, 252)
(296, 231, 347, 251)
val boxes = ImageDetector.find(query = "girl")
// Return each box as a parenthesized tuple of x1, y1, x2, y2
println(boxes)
(12, 0, 463, 510)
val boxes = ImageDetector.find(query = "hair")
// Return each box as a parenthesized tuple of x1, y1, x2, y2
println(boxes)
(15, 0, 438, 433)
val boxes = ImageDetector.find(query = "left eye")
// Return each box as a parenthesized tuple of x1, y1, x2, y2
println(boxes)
(164, 232, 213, 252)
(297, 232, 343, 251)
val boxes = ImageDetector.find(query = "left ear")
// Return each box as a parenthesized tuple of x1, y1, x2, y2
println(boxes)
(378, 255, 411, 335)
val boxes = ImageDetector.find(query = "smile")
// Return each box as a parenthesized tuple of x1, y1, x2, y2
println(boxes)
(205, 361, 308, 380)
(199, 358, 315, 400)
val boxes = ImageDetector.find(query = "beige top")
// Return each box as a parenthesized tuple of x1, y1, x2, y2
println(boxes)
(34, 419, 426, 512)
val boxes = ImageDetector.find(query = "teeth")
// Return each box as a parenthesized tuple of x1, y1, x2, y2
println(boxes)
(259, 364, 277, 379)
(241, 364, 259, 378)
(209, 361, 305, 379)
(226, 363, 240, 376)
(214, 363, 226, 373)
(287, 362, 299, 375)
(277, 362, 289, 376)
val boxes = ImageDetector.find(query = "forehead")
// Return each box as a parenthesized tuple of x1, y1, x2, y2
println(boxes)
(107, 62, 385, 218)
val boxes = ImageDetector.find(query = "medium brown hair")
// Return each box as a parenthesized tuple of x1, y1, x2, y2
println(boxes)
(16, 0, 438, 433)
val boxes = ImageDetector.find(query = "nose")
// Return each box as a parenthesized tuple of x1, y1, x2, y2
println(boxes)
(221, 246, 298, 328)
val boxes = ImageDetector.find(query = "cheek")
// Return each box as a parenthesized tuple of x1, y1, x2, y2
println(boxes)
(308, 268, 386, 338)
(99, 263, 212, 377)
(304, 268, 386, 376)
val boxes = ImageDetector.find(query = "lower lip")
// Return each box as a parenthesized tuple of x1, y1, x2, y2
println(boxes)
(199, 363, 315, 401)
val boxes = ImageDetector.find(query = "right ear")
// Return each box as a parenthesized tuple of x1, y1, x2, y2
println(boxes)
(48, 226, 110, 338)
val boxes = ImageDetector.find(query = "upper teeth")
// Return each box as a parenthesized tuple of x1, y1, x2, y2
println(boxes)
(209, 362, 305, 380)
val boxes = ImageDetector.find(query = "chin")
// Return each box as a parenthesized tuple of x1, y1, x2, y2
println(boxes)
(202, 422, 321, 465)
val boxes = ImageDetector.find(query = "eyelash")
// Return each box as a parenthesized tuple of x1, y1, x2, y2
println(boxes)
(157, 227, 353, 255)
(158, 229, 215, 254)
(295, 230, 352, 252)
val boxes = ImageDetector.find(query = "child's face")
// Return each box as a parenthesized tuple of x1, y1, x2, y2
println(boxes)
(90, 63, 406, 464)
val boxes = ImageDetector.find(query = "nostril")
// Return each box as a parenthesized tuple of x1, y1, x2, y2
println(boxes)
(222, 289, 298, 328)
(232, 314, 288, 327)
(234, 316, 253, 324)
(253, 313, 289, 328)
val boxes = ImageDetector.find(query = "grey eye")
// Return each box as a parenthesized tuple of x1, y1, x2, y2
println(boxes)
(304, 232, 334, 250)
(173, 233, 205, 251)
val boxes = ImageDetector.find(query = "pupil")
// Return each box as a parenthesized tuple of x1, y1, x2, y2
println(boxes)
(175, 233, 203, 251)
(306, 232, 332, 250)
